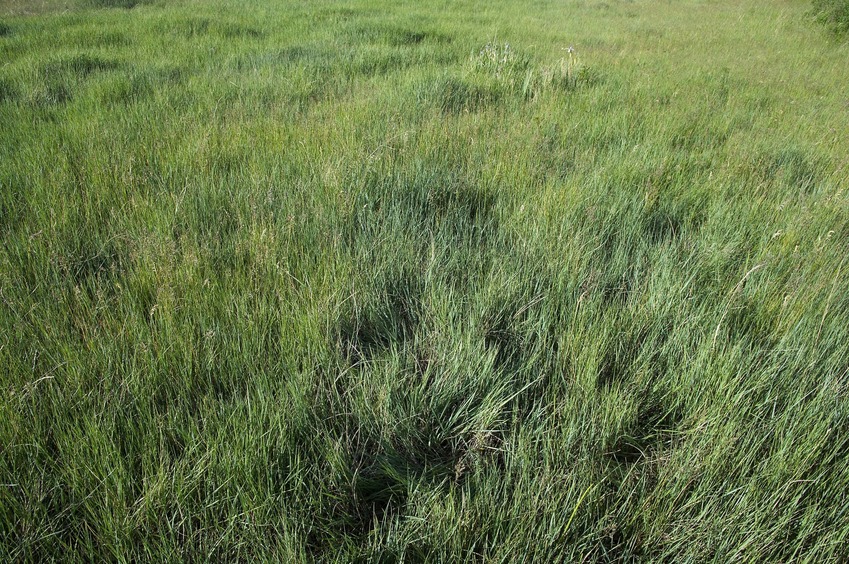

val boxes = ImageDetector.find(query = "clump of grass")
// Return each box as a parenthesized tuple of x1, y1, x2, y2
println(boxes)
(521, 46, 589, 100)
(473, 41, 526, 79)
(430, 73, 503, 113)
(0, 77, 17, 102)
(471, 40, 591, 101)
(80, 0, 150, 8)
(812, 0, 849, 36)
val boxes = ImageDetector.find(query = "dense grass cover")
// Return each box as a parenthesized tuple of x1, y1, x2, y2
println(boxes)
(813, 0, 849, 35)
(1, 0, 848, 560)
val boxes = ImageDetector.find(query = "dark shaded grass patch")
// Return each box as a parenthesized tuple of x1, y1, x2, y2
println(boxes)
(280, 369, 469, 555)
(670, 118, 734, 152)
(721, 295, 781, 350)
(347, 444, 457, 537)
(324, 168, 529, 544)
(42, 54, 122, 78)
(762, 147, 823, 194)
(171, 187, 243, 271)
(617, 160, 710, 245)
(532, 121, 578, 182)
(35, 81, 72, 106)
(481, 307, 525, 372)
(82, 0, 153, 8)
(63, 28, 128, 48)
(608, 395, 683, 466)
(94, 72, 154, 105)
(736, 146, 825, 195)
(0, 77, 18, 103)
(219, 22, 264, 39)
(431, 75, 504, 114)
(5, 188, 130, 300)
(812, 0, 849, 36)
(0, 177, 27, 234)
(298, 440, 454, 556)
(28, 54, 123, 107)
(592, 389, 686, 561)
(62, 236, 126, 289)
(642, 201, 688, 244)
(423, 175, 499, 244)
(350, 48, 409, 77)
(335, 269, 422, 364)
(344, 164, 499, 253)
(144, 331, 268, 413)
(240, 45, 318, 68)
(591, 521, 646, 563)
(597, 325, 656, 391)
(230, 48, 343, 108)
(157, 17, 264, 40)
(344, 21, 453, 47)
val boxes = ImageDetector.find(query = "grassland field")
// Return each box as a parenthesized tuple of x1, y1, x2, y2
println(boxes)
(1, 0, 849, 560)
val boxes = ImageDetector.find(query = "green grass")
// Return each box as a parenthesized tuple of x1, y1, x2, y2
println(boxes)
(1, 0, 849, 560)
(813, 0, 849, 36)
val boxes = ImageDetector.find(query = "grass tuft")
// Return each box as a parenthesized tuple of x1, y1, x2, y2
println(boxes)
(812, 0, 849, 35)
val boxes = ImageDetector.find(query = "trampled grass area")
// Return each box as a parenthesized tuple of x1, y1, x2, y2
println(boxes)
(1, 0, 848, 560)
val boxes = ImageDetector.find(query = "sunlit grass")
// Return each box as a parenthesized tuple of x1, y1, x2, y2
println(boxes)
(1, 0, 848, 560)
